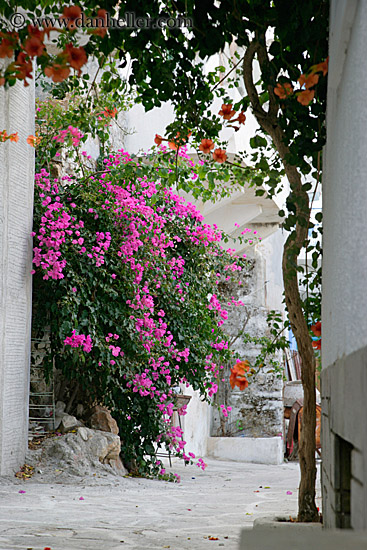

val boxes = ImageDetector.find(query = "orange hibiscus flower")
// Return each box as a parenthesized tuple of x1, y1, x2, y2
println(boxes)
(62, 5, 82, 30)
(312, 57, 329, 77)
(236, 111, 246, 124)
(26, 135, 41, 147)
(101, 107, 117, 118)
(297, 89, 315, 106)
(311, 321, 321, 337)
(274, 82, 293, 99)
(212, 148, 227, 163)
(9, 132, 19, 142)
(25, 36, 45, 58)
(312, 339, 322, 350)
(154, 134, 164, 145)
(199, 138, 214, 154)
(91, 9, 108, 37)
(298, 73, 319, 89)
(0, 38, 14, 59)
(219, 103, 236, 120)
(230, 360, 250, 391)
(44, 64, 70, 83)
(14, 52, 33, 84)
(64, 43, 87, 72)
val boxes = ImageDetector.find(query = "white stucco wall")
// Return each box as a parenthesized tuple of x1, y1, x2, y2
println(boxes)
(179, 386, 210, 458)
(322, 0, 365, 368)
(0, 79, 35, 474)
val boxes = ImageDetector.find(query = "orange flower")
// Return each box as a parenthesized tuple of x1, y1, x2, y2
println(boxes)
(0, 38, 14, 59)
(312, 57, 329, 76)
(219, 103, 236, 120)
(0, 77, 5, 86)
(230, 361, 250, 391)
(297, 89, 315, 106)
(27, 24, 44, 40)
(168, 130, 191, 150)
(9, 132, 19, 143)
(312, 339, 321, 350)
(212, 148, 227, 163)
(14, 52, 33, 83)
(154, 134, 164, 145)
(0, 130, 8, 142)
(298, 73, 319, 89)
(237, 111, 246, 124)
(62, 5, 82, 30)
(199, 138, 214, 154)
(64, 43, 87, 72)
(25, 36, 45, 58)
(102, 107, 117, 118)
(26, 134, 41, 147)
(91, 9, 108, 37)
(274, 82, 293, 99)
(311, 321, 321, 337)
(44, 64, 70, 83)
(168, 140, 179, 150)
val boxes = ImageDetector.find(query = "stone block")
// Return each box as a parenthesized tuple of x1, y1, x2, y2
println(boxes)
(59, 414, 83, 433)
(87, 405, 119, 435)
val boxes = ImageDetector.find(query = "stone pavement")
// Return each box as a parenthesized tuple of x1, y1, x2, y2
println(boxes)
(0, 458, 320, 550)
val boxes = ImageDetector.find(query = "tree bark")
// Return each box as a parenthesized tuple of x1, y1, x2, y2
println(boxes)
(242, 40, 319, 522)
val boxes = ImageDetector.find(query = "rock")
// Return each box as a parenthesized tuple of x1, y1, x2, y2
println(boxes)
(76, 403, 84, 417)
(59, 414, 83, 434)
(55, 401, 66, 415)
(88, 406, 119, 435)
(78, 427, 90, 441)
(40, 428, 126, 478)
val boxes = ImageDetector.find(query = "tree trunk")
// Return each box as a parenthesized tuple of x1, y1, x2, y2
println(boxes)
(243, 39, 319, 522)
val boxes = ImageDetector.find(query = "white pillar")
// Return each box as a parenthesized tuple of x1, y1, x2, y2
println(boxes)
(0, 77, 35, 474)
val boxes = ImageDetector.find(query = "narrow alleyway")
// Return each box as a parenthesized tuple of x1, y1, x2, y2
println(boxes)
(0, 458, 319, 550)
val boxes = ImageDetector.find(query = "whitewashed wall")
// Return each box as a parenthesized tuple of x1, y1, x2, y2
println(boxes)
(322, 0, 367, 530)
(0, 78, 35, 474)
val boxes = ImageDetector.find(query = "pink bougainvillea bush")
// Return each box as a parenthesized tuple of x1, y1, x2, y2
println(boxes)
(31, 146, 254, 477)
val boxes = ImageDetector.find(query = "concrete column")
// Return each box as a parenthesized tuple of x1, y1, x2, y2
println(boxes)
(0, 77, 35, 474)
